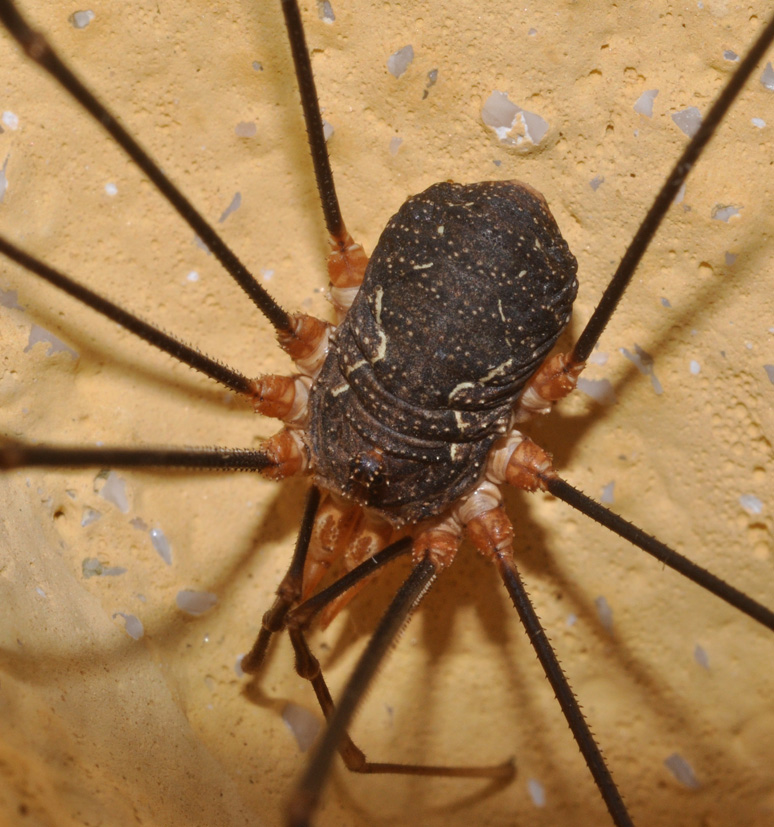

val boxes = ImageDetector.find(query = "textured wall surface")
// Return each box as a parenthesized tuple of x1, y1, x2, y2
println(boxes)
(0, 1, 773, 825)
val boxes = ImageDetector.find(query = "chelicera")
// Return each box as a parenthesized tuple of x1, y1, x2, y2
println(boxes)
(1, 1, 773, 825)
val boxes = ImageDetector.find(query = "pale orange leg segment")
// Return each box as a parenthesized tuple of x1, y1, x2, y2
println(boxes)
(516, 351, 586, 419)
(284, 522, 514, 780)
(327, 230, 369, 322)
(317, 512, 394, 628)
(301, 494, 363, 601)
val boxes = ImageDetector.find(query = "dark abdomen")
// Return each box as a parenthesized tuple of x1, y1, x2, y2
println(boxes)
(308, 180, 578, 525)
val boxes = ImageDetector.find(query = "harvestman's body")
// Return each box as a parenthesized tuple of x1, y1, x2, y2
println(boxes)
(1, 1, 774, 827)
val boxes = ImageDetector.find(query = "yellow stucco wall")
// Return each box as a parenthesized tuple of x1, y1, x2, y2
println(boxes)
(0, 1, 773, 825)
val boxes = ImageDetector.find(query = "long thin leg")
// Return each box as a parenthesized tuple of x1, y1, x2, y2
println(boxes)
(544, 475, 774, 632)
(516, 12, 774, 417)
(279, 0, 344, 246)
(0, 235, 256, 396)
(279, 0, 368, 320)
(241, 486, 322, 674)
(286, 557, 437, 827)
(0, 438, 279, 473)
(285, 549, 516, 826)
(0, 0, 291, 332)
(493, 550, 633, 827)
(286, 538, 413, 631)
(288, 620, 512, 780)
(460, 503, 633, 825)
(248, 527, 511, 780)
(499, 437, 774, 632)
(289, 538, 510, 776)
(570, 12, 774, 364)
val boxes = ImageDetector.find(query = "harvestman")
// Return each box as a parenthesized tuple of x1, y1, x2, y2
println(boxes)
(0, 1, 773, 825)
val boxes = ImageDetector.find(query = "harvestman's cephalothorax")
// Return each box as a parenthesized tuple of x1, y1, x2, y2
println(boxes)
(1, 1, 774, 827)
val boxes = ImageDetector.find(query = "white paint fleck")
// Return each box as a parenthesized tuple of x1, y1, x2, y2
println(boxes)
(689, 360, 700, 375)
(387, 45, 414, 78)
(322, 119, 334, 141)
(725, 252, 738, 266)
(0, 287, 23, 309)
(620, 344, 663, 395)
(694, 644, 710, 670)
(218, 192, 241, 223)
(2, 111, 19, 130)
(588, 350, 608, 366)
(25, 325, 79, 359)
(763, 365, 774, 384)
(723, 49, 739, 62)
(0, 155, 9, 203)
(527, 778, 546, 807)
(234, 121, 257, 137)
(595, 595, 614, 633)
(661, 296, 672, 308)
(104, 182, 118, 196)
(671, 107, 701, 137)
(82, 557, 127, 577)
(176, 590, 218, 616)
(317, 0, 335, 24)
(566, 613, 577, 627)
(664, 753, 700, 789)
(186, 270, 199, 282)
(739, 494, 763, 515)
(761, 62, 774, 91)
(752, 117, 767, 128)
(601, 481, 615, 504)
(633, 89, 658, 117)
(282, 703, 321, 752)
(81, 507, 101, 527)
(95, 471, 130, 514)
(389, 136, 403, 155)
(423, 69, 438, 99)
(589, 175, 604, 191)
(150, 527, 173, 565)
(481, 91, 548, 146)
(577, 377, 617, 405)
(69, 10, 95, 29)
(113, 612, 144, 640)
(712, 204, 741, 222)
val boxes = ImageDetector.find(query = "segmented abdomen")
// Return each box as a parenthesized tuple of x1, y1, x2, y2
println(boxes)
(308, 180, 578, 525)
